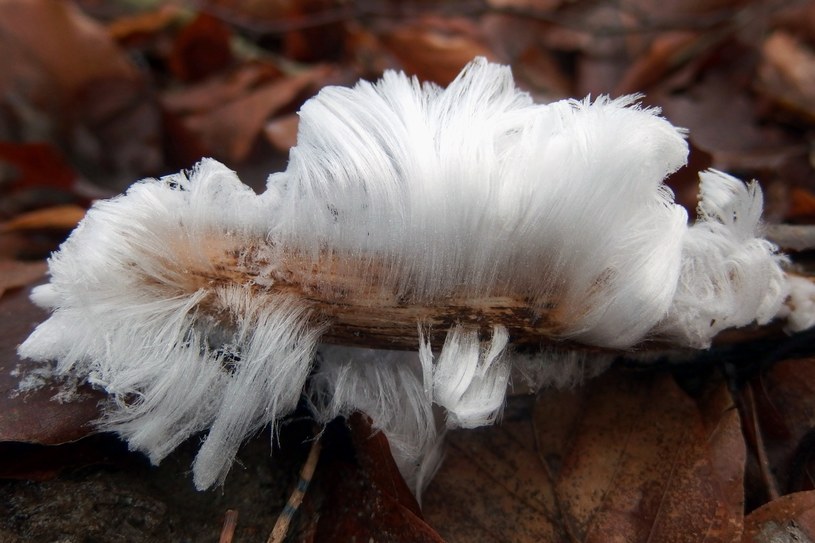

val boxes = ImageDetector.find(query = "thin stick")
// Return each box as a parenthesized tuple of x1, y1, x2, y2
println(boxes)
(745, 383, 781, 501)
(267, 437, 323, 543)
(218, 509, 239, 543)
(764, 224, 815, 252)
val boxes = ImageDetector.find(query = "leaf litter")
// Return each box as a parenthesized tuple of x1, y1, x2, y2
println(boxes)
(2, 0, 815, 541)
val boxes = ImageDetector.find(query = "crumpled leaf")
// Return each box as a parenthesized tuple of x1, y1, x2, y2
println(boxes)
(0, 0, 138, 106)
(742, 491, 815, 542)
(179, 65, 333, 162)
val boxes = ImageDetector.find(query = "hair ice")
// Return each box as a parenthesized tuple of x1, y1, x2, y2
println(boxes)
(18, 58, 811, 493)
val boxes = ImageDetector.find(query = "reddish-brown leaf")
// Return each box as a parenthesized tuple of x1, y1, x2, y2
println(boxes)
(787, 188, 815, 224)
(742, 491, 815, 542)
(107, 4, 181, 46)
(0, 260, 47, 298)
(0, 283, 101, 445)
(181, 66, 333, 162)
(537, 369, 744, 543)
(615, 31, 701, 95)
(161, 63, 282, 116)
(0, 142, 77, 193)
(303, 414, 444, 542)
(0, 0, 138, 104)
(423, 400, 565, 542)
(381, 17, 496, 86)
(0, 205, 86, 233)
(751, 358, 815, 494)
(758, 32, 815, 121)
(169, 12, 234, 82)
(0, 0, 162, 187)
(658, 72, 802, 175)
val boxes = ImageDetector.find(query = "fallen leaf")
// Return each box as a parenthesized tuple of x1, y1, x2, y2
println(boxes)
(282, 0, 347, 63)
(381, 16, 496, 85)
(512, 45, 572, 99)
(0, 283, 101, 445)
(423, 397, 566, 542)
(169, 12, 234, 82)
(182, 66, 332, 162)
(0, 0, 162, 188)
(751, 357, 815, 494)
(659, 72, 802, 174)
(301, 414, 444, 542)
(787, 188, 815, 224)
(0, 0, 138, 105)
(742, 491, 815, 542)
(107, 4, 181, 45)
(0, 142, 77, 193)
(615, 31, 701, 94)
(0, 260, 47, 298)
(0, 205, 86, 233)
(161, 63, 282, 116)
(758, 32, 815, 121)
(537, 369, 744, 542)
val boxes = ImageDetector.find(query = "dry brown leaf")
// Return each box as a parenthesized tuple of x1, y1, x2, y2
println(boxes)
(787, 187, 815, 224)
(0, 0, 162, 188)
(658, 72, 801, 174)
(537, 369, 744, 542)
(0, 0, 138, 104)
(182, 66, 332, 162)
(303, 414, 444, 542)
(422, 399, 568, 542)
(742, 491, 815, 542)
(512, 46, 572, 99)
(161, 63, 282, 116)
(758, 31, 815, 121)
(0, 260, 47, 298)
(0, 283, 101, 445)
(424, 372, 745, 542)
(0, 142, 77, 193)
(169, 12, 234, 82)
(487, 0, 564, 9)
(107, 4, 182, 45)
(752, 358, 815, 494)
(381, 17, 496, 86)
(281, 0, 347, 63)
(615, 31, 701, 94)
(0, 205, 86, 233)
